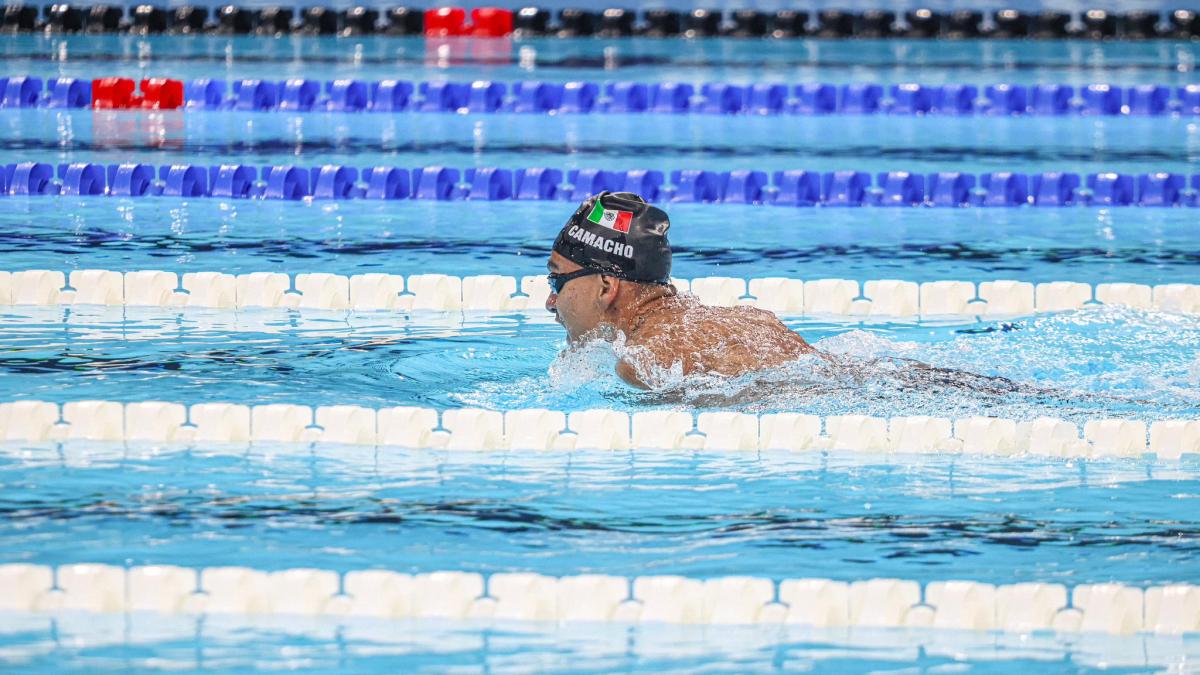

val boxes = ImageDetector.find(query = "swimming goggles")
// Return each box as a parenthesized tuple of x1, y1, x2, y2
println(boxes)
(547, 268, 603, 294)
(548, 269, 674, 294)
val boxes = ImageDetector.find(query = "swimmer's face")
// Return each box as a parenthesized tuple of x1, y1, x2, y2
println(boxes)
(546, 252, 617, 343)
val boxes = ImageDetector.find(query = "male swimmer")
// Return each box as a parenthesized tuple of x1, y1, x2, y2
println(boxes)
(547, 191, 815, 389)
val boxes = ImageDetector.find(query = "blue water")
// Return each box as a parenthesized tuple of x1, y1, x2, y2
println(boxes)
(0, 200, 1197, 285)
(4, 612, 1195, 673)
(3, 442, 1198, 586)
(0, 306, 1195, 420)
(1, 32, 1199, 673)
(5, 110, 1200, 175)
(5, 34, 1200, 87)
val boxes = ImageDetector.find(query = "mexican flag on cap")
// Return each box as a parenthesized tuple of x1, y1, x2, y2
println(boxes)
(587, 201, 633, 233)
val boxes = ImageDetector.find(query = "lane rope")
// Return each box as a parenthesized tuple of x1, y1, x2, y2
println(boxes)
(2, 562, 1196, 634)
(1, 399, 1196, 459)
(0, 269, 1196, 317)
(1, 6, 1181, 41)
(10, 75, 1190, 117)
(3, 160, 1195, 207)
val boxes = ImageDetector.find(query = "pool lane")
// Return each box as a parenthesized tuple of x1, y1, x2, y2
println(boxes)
(4, 33, 1199, 86)
(0, 306, 1193, 420)
(1, 443, 1197, 588)
(2, 110, 1198, 176)
(0, 199, 1195, 285)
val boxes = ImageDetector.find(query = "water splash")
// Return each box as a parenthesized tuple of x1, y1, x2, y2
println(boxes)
(546, 333, 625, 394)
(507, 305, 1200, 421)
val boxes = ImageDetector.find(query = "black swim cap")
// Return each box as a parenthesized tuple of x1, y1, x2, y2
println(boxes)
(552, 191, 671, 284)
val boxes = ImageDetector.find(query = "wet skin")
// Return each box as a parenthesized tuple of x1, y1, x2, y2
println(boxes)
(546, 252, 815, 389)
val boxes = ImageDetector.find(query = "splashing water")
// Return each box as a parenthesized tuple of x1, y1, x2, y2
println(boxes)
(465, 305, 1200, 422)
(545, 332, 628, 393)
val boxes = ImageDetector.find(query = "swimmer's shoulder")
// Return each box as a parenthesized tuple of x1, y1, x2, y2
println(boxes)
(628, 300, 767, 342)
(615, 359, 650, 389)
(701, 302, 816, 353)
(693, 302, 793, 335)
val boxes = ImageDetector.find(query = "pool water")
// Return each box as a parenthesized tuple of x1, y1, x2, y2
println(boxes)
(1, 200, 1198, 283)
(0, 305, 1196, 419)
(0, 30, 1198, 672)
(6, 34, 1200, 87)
(4, 441, 1199, 585)
(7, 613, 1195, 672)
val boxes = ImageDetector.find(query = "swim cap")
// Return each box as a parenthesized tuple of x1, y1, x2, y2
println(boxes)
(552, 191, 672, 284)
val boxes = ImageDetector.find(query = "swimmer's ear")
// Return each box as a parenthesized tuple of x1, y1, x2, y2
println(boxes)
(598, 275, 620, 305)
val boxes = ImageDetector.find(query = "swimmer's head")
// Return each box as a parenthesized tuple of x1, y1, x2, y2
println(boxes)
(552, 191, 672, 283)
(547, 192, 673, 341)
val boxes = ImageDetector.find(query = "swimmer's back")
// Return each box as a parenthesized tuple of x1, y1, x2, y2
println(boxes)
(623, 293, 814, 383)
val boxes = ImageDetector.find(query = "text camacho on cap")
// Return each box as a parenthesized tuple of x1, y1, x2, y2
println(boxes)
(552, 191, 672, 284)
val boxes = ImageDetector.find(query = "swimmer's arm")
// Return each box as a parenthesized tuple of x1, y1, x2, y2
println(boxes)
(615, 359, 650, 390)
(615, 328, 672, 390)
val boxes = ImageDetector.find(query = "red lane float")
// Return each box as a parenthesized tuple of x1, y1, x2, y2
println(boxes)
(140, 78, 183, 109)
(424, 7, 466, 36)
(423, 7, 512, 37)
(91, 77, 184, 110)
(91, 77, 135, 109)
(470, 8, 513, 37)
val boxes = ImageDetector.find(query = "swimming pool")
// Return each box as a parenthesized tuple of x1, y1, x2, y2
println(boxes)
(1, 14, 1199, 673)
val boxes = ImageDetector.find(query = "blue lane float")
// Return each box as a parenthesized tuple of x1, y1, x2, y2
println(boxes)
(839, 85, 882, 114)
(1138, 173, 1185, 205)
(4, 76, 1200, 118)
(669, 170, 722, 203)
(773, 170, 821, 206)
(559, 82, 598, 113)
(279, 79, 320, 112)
(605, 82, 648, 113)
(980, 172, 1029, 206)
(514, 168, 562, 200)
(927, 172, 976, 206)
(1031, 85, 1073, 115)
(889, 84, 932, 115)
(1031, 172, 1080, 206)
(412, 166, 459, 200)
(622, 170, 665, 202)
(369, 80, 414, 112)
(983, 84, 1027, 115)
(161, 164, 208, 197)
(876, 171, 924, 206)
(1082, 84, 1123, 115)
(795, 84, 837, 114)
(329, 80, 370, 112)
(362, 167, 410, 199)
(232, 79, 279, 112)
(107, 163, 156, 196)
(723, 170, 768, 204)
(932, 85, 977, 115)
(210, 165, 256, 198)
(263, 166, 310, 200)
(47, 78, 91, 109)
(1087, 172, 1135, 205)
(700, 84, 744, 114)
(184, 79, 225, 109)
(5, 161, 1200, 207)
(59, 162, 105, 196)
(822, 170, 871, 206)
(465, 167, 513, 200)
(1129, 85, 1170, 115)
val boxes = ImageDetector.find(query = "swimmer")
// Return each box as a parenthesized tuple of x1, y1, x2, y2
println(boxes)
(543, 192, 1151, 412)
(547, 191, 815, 389)
(543, 192, 1065, 407)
